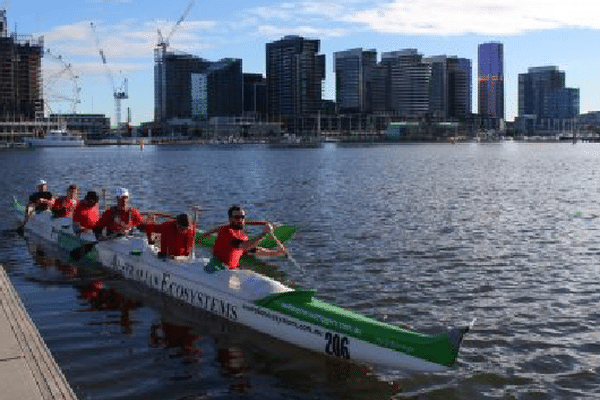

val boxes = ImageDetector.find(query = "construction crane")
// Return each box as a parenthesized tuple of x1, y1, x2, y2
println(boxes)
(44, 49, 81, 114)
(90, 22, 128, 129)
(154, 1, 194, 123)
(0, 1, 11, 37)
(156, 0, 194, 58)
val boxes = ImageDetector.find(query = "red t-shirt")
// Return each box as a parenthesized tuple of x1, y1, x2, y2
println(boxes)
(72, 203, 99, 230)
(52, 197, 78, 218)
(146, 220, 196, 257)
(96, 207, 144, 235)
(212, 226, 249, 269)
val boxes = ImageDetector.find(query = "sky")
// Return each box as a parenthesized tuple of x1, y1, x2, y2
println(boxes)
(5, 0, 600, 125)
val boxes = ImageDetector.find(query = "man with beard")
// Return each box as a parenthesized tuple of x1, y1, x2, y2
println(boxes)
(199, 205, 286, 272)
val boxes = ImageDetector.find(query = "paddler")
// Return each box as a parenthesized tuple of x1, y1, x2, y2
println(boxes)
(51, 184, 79, 218)
(26, 179, 54, 213)
(72, 191, 100, 233)
(21, 179, 54, 231)
(199, 205, 287, 272)
(145, 213, 196, 258)
(93, 188, 145, 239)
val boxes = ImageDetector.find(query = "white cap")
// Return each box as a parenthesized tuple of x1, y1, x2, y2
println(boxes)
(38, 179, 47, 186)
(114, 187, 129, 198)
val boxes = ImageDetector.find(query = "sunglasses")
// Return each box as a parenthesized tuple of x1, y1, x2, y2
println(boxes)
(232, 214, 246, 220)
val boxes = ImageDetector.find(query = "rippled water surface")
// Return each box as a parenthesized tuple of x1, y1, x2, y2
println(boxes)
(1, 142, 600, 399)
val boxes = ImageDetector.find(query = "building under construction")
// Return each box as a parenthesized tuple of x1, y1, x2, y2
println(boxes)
(0, 10, 51, 143)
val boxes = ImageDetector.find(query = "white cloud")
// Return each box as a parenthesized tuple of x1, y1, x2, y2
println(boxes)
(342, 0, 600, 35)
(257, 24, 348, 39)
(39, 17, 216, 62)
(239, 0, 600, 36)
(42, 21, 92, 43)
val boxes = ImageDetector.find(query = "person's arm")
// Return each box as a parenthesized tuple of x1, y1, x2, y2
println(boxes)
(184, 225, 196, 256)
(240, 222, 276, 252)
(253, 223, 288, 257)
(93, 209, 110, 239)
(51, 197, 65, 217)
(131, 208, 146, 231)
(198, 225, 222, 243)
(38, 194, 55, 209)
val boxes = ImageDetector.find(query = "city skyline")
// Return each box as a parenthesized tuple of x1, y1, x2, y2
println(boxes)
(7, 0, 599, 125)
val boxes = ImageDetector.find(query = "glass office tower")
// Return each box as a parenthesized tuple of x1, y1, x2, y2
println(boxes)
(478, 42, 504, 120)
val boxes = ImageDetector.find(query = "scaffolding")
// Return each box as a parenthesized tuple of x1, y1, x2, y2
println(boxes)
(0, 10, 45, 143)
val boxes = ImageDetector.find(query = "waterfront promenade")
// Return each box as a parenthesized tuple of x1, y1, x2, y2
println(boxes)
(0, 265, 76, 400)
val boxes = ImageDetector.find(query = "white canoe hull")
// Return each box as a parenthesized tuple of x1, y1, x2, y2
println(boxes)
(94, 237, 454, 372)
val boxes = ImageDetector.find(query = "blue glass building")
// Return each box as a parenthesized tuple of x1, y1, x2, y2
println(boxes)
(478, 42, 504, 120)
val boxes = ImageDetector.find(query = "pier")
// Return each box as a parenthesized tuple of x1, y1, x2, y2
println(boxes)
(0, 265, 77, 400)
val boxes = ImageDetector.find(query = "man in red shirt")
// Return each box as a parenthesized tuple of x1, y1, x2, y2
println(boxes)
(146, 214, 196, 258)
(199, 205, 287, 271)
(93, 188, 145, 238)
(52, 184, 79, 218)
(72, 191, 100, 233)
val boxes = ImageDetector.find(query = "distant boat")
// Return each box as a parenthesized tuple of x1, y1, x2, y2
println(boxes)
(24, 129, 85, 147)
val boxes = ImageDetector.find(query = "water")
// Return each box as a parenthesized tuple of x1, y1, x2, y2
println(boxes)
(1, 142, 600, 399)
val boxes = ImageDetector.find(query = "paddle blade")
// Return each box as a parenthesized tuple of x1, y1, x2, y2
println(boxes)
(259, 225, 296, 248)
(70, 242, 96, 261)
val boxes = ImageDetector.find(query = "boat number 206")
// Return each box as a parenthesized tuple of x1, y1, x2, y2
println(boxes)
(325, 332, 350, 359)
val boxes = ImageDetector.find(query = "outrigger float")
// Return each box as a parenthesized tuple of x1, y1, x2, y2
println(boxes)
(14, 200, 471, 372)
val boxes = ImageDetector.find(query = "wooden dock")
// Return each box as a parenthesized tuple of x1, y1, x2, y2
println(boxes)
(0, 265, 77, 400)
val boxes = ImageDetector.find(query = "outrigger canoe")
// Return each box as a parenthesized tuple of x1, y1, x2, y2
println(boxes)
(14, 201, 471, 372)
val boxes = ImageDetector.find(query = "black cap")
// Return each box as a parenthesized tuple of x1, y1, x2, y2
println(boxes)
(84, 191, 99, 203)
(176, 214, 189, 227)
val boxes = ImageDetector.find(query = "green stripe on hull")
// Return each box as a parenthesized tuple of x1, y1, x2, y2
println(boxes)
(57, 232, 98, 262)
(13, 199, 26, 214)
(196, 225, 296, 248)
(256, 291, 466, 368)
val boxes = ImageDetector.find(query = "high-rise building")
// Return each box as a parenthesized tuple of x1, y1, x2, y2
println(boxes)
(191, 58, 242, 119)
(0, 10, 44, 121)
(333, 48, 377, 114)
(243, 73, 267, 117)
(518, 66, 579, 119)
(478, 42, 504, 119)
(266, 35, 325, 121)
(381, 49, 431, 119)
(426, 55, 472, 120)
(155, 51, 242, 122)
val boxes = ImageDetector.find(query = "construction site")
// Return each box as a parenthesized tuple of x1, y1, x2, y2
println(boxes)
(0, 9, 57, 145)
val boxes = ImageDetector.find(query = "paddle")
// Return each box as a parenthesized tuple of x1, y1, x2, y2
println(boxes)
(141, 211, 176, 220)
(70, 240, 99, 261)
(269, 228, 305, 273)
(70, 232, 120, 261)
(195, 224, 296, 248)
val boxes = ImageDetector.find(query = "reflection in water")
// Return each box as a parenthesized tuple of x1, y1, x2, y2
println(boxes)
(150, 321, 203, 363)
(27, 239, 141, 334)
